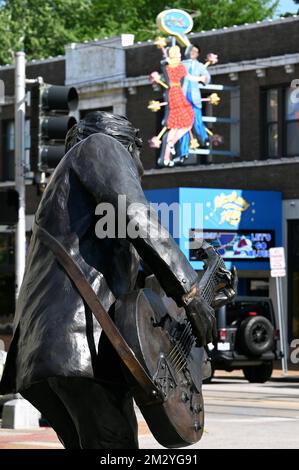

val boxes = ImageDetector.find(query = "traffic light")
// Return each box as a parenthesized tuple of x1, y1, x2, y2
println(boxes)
(30, 82, 79, 173)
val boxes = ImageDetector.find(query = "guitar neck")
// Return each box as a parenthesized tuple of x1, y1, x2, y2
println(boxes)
(198, 256, 225, 306)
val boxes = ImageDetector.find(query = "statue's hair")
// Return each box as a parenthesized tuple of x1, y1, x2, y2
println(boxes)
(65, 111, 144, 177)
(65, 123, 78, 153)
(65, 111, 142, 153)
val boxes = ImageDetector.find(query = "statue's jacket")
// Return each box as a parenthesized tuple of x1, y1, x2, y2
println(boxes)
(0, 133, 197, 394)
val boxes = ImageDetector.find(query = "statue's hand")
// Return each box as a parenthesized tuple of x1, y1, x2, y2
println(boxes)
(212, 265, 238, 309)
(185, 297, 217, 347)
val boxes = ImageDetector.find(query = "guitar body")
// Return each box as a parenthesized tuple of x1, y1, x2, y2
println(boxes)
(114, 286, 211, 448)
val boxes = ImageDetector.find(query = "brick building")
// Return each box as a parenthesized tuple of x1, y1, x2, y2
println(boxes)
(0, 16, 298, 349)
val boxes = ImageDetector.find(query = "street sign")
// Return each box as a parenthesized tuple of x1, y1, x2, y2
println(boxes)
(269, 247, 286, 277)
(269, 247, 285, 268)
(271, 268, 286, 277)
(269, 246, 288, 374)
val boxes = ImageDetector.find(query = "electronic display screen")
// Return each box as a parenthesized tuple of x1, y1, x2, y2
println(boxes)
(189, 229, 275, 262)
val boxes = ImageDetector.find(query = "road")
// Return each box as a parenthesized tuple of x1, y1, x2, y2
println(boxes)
(138, 372, 299, 449)
(0, 371, 298, 449)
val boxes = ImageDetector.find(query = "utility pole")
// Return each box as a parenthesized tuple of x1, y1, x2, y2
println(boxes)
(2, 53, 41, 429)
(14, 51, 26, 300)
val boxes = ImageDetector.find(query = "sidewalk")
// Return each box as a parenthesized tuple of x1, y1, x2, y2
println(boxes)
(0, 368, 298, 449)
(0, 420, 153, 449)
(0, 427, 63, 449)
(0, 412, 152, 449)
(215, 367, 299, 380)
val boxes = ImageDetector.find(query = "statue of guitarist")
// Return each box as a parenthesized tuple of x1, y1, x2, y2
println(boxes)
(0, 111, 237, 449)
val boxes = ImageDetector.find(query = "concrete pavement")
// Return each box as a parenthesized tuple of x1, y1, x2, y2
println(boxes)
(139, 369, 299, 449)
(0, 369, 298, 449)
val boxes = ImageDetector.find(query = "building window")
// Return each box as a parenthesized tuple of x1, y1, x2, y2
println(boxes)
(262, 85, 299, 158)
(288, 219, 299, 339)
(6, 121, 15, 151)
(0, 273, 15, 322)
(3, 121, 15, 180)
(0, 232, 15, 321)
(3, 119, 31, 180)
(266, 89, 279, 157)
(285, 87, 299, 157)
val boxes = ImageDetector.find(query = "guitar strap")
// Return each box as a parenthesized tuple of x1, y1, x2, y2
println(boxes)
(33, 222, 161, 403)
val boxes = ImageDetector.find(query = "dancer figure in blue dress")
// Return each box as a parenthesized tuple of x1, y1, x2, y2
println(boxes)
(179, 45, 211, 160)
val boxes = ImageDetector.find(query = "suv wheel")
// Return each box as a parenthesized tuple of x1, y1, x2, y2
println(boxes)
(238, 316, 274, 356)
(243, 362, 273, 383)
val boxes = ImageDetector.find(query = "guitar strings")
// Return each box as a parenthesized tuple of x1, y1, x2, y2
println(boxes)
(168, 342, 185, 369)
(168, 322, 194, 372)
(169, 325, 193, 371)
(179, 324, 190, 350)
(166, 258, 225, 374)
(200, 258, 222, 302)
(180, 328, 192, 355)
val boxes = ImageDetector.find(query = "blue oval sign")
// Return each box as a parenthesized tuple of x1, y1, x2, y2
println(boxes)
(156, 9, 193, 46)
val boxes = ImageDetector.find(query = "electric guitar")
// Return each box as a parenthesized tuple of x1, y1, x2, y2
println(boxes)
(114, 241, 227, 448)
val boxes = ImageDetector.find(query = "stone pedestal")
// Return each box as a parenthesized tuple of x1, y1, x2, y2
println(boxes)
(1, 395, 41, 429)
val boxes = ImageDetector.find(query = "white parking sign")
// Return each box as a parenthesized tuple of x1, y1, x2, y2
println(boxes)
(269, 247, 286, 277)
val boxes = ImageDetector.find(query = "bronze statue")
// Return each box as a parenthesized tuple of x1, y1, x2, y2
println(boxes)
(0, 111, 237, 449)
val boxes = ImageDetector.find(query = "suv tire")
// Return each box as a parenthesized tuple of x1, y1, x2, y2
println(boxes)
(238, 316, 274, 356)
(243, 362, 273, 383)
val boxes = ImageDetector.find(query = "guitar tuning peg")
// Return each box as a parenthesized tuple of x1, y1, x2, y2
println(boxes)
(196, 247, 208, 261)
(217, 267, 232, 281)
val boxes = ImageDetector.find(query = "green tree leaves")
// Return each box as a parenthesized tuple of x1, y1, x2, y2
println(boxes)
(0, 0, 279, 65)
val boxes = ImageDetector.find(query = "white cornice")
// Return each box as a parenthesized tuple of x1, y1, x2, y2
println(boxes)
(210, 52, 299, 76)
(74, 51, 299, 91)
(126, 16, 299, 50)
(143, 156, 299, 177)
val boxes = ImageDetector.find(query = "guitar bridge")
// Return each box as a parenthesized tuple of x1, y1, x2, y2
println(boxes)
(153, 353, 177, 400)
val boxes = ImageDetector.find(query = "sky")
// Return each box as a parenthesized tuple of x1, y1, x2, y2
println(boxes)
(277, 0, 298, 15)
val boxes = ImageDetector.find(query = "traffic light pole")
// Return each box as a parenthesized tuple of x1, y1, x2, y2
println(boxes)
(14, 52, 26, 300)
(3, 53, 46, 430)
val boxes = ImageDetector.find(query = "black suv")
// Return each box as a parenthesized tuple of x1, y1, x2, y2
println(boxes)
(207, 296, 281, 383)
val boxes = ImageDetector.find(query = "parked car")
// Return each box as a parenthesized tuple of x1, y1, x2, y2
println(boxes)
(206, 296, 281, 383)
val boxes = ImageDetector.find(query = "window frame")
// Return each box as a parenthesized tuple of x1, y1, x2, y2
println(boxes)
(284, 87, 299, 157)
(2, 118, 31, 180)
(261, 84, 299, 159)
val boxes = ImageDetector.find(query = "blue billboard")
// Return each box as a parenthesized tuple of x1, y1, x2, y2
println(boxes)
(144, 187, 282, 271)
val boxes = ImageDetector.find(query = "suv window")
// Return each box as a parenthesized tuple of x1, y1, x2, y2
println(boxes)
(226, 299, 274, 326)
